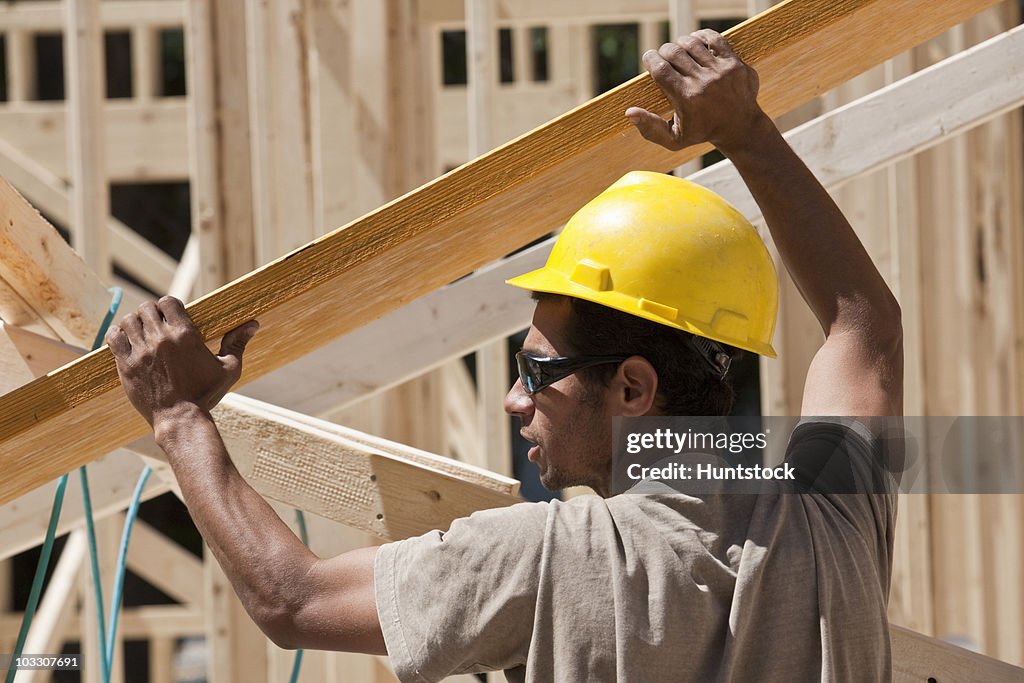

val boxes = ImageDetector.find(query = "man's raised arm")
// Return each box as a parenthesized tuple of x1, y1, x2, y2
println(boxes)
(627, 29, 903, 417)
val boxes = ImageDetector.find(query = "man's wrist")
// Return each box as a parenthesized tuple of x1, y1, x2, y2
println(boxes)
(713, 111, 780, 160)
(153, 402, 214, 450)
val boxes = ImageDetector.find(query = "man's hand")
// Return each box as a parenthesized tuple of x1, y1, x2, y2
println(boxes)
(105, 296, 259, 428)
(626, 29, 766, 152)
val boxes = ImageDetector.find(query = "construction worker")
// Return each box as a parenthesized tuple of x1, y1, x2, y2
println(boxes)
(107, 29, 902, 682)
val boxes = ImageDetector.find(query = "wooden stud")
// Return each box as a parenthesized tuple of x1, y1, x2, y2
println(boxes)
(466, 0, 513, 479)
(149, 637, 174, 683)
(168, 234, 200, 301)
(78, 518, 124, 683)
(6, 30, 35, 104)
(132, 24, 159, 102)
(204, 554, 269, 683)
(65, 0, 111, 281)
(187, 0, 255, 287)
(246, 0, 318, 265)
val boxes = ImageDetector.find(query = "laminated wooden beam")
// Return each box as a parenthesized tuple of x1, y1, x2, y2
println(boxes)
(244, 20, 1024, 416)
(0, 0, 1002, 504)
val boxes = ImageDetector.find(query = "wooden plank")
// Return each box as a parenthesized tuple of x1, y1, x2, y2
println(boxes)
(184, 0, 224, 293)
(0, 0, 1004, 505)
(420, 0, 751, 24)
(891, 625, 1024, 682)
(246, 21, 1024, 419)
(0, 277, 59, 340)
(0, 0, 185, 32)
(0, 177, 113, 348)
(0, 102, 189, 183)
(206, 394, 518, 540)
(79, 517, 124, 683)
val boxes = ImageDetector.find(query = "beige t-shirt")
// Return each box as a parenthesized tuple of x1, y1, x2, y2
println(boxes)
(375, 420, 897, 682)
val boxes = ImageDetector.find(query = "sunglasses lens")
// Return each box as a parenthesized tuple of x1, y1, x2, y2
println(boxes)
(516, 353, 543, 393)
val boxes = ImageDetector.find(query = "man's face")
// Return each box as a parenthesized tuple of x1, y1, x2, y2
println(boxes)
(504, 298, 615, 496)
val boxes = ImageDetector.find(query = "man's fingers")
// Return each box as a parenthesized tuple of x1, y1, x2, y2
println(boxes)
(657, 41, 701, 75)
(105, 326, 131, 357)
(677, 35, 716, 68)
(138, 301, 163, 335)
(692, 29, 738, 60)
(625, 107, 680, 150)
(156, 296, 195, 329)
(642, 50, 686, 92)
(121, 312, 145, 345)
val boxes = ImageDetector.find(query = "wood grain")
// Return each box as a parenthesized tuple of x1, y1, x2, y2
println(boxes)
(0, 0, 1002, 504)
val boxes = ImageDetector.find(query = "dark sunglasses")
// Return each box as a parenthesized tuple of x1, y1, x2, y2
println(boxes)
(515, 351, 630, 394)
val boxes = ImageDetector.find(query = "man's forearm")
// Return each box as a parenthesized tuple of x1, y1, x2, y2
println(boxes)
(719, 115, 901, 339)
(154, 406, 316, 642)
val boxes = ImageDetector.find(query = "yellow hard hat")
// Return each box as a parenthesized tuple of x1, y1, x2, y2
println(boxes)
(507, 171, 778, 358)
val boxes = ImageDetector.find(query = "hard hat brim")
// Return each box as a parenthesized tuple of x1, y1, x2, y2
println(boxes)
(507, 267, 778, 359)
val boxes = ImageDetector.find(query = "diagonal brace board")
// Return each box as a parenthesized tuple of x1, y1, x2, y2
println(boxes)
(0, 0, 1003, 505)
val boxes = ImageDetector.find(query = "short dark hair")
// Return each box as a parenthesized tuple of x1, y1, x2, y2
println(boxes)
(533, 292, 737, 416)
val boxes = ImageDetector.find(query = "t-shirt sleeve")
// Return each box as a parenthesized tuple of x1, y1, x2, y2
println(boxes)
(784, 418, 899, 579)
(374, 501, 549, 682)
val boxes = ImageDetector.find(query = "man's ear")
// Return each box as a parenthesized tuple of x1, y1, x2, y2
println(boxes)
(612, 356, 659, 416)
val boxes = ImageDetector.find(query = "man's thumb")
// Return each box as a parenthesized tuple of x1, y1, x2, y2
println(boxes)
(219, 320, 260, 361)
(625, 107, 679, 150)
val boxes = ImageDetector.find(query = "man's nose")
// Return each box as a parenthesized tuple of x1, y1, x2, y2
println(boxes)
(504, 377, 534, 417)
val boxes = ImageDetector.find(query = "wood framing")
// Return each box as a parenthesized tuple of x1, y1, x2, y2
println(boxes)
(65, 0, 111, 280)
(0, 177, 113, 348)
(0, 136, 177, 294)
(0, 0, 1004, 503)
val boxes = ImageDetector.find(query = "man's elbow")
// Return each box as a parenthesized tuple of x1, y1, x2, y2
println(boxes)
(252, 602, 303, 650)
